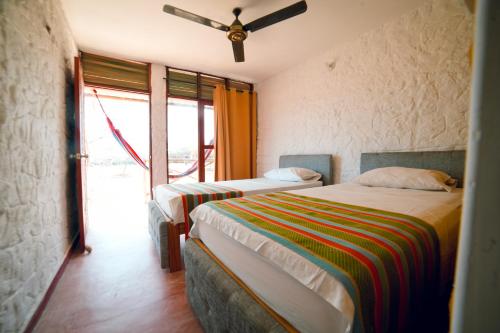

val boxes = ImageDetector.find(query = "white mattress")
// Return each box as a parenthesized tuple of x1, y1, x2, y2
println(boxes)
(190, 183, 463, 333)
(153, 178, 322, 224)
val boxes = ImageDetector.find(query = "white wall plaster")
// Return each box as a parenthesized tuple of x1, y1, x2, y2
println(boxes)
(150, 64, 168, 187)
(256, 0, 473, 183)
(0, 0, 78, 332)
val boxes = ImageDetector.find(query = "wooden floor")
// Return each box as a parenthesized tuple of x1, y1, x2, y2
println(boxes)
(34, 206, 202, 332)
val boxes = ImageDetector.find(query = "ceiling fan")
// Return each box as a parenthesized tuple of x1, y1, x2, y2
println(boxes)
(162, 1, 308, 63)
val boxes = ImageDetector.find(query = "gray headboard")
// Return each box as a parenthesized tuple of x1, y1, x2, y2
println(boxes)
(360, 150, 466, 187)
(279, 154, 334, 185)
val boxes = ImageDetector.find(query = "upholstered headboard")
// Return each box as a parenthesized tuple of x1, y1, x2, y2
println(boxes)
(360, 150, 466, 187)
(279, 154, 334, 185)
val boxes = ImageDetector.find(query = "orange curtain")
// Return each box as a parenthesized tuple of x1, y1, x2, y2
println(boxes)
(214, 84, 257, 181)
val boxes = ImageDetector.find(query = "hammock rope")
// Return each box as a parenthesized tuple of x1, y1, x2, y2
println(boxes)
(93, 89, 149, 170)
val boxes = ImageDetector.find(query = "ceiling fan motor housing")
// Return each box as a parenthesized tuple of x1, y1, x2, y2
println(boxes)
(227, 7, 247, 42)
(227, 23, 247, 42)
(227, 8, 247, 42)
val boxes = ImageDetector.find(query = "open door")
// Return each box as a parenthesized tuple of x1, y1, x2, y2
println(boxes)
(73, 56, 90, 253)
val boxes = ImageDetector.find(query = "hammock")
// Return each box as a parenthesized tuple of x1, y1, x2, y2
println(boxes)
(168, 147, 213, 180)
(93, 90, 149, 170)
(93, 89, 213, 178)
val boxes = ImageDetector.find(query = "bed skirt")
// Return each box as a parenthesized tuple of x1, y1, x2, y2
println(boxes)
(184, 239, 294, 333)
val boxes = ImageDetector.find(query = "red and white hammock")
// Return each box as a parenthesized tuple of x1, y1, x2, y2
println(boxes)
(168, 147, 213, 180)
(93, 89, 149, 170)
(93, 90, 212, 178)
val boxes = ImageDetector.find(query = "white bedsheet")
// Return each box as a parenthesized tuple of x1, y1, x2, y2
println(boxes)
(153, 178, 322, 224)
(189, 183, 463, 333)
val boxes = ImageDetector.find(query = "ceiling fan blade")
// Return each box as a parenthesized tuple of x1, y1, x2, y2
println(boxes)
(163, 4, 229, 31)
(232, 41, 245, 62)
(243, 1, 307, 33)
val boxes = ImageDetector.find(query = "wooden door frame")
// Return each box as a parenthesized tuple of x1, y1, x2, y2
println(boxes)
(75, 59, 152, 251)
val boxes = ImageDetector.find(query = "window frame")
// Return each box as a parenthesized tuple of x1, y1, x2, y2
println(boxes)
(165, 66, 252, 183)
(197, 99, 213, 182)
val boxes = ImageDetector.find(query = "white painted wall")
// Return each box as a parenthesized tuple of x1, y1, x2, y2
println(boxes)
(255, 0, 473, 183)
(150, 64, 168, 187)
(452, 0, 500, 331)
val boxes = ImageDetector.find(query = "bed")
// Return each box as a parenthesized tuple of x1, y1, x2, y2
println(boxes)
(185, 150, 466, 333)
(148, 154, 334, 271)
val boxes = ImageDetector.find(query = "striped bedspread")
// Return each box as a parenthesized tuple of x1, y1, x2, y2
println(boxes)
(165, 183, 243, 234)
(204, 192, 440, 333)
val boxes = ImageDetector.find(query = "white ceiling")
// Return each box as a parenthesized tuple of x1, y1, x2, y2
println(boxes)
(61, 0, 422, 83)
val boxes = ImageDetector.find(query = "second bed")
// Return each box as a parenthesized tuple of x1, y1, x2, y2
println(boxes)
(148, 154, 334, 271)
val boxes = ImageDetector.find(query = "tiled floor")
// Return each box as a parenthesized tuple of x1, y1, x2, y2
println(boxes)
(34, 167, 202, 333)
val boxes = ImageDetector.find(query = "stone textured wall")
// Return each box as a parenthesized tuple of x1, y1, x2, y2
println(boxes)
(0, 0, 78, 332)
(256, 0, 473, 183)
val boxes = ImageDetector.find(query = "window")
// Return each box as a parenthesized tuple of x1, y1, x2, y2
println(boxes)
(167, 98, 199, 183)
(203, 105, 215, 182)
(166, 99, 215, 183)
(166, 67, 252, 183)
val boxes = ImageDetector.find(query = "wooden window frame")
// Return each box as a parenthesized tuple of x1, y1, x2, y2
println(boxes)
(198, 100, 213, 182)
(165, 66, 252, 183)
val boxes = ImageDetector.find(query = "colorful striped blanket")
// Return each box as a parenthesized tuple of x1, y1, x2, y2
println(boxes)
(165, 183, 243, 234)
(204, 192, 440, 333)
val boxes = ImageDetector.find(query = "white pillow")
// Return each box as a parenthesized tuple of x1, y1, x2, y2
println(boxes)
(354, 166, 455, 192)
(264, 167, 322, 182)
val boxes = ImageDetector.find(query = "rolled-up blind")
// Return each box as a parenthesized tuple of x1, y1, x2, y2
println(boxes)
(200, 75, 225, 100)
(228, 80, 251, 91)
(168, 69, 197, 98)
(81, 53, 150, 93)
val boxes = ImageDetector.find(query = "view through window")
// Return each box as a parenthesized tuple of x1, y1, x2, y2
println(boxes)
(167, 98, 214, 183)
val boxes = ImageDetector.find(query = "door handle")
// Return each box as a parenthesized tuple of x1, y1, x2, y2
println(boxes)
(69, 153, 89, 160)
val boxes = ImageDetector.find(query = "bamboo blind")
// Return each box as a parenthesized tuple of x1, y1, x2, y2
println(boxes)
(81, 53, 150, 93)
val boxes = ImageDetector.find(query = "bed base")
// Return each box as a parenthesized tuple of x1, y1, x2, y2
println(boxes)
(185, 236, 453, 333)
(184, 238, 294, 333)
(147, 200, 184, 272)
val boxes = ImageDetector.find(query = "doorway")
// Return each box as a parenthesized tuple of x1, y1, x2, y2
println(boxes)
(83, 87, 150, 238)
